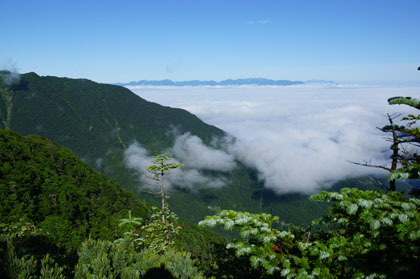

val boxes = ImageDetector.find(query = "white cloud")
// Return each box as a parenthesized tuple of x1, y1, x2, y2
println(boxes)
(168, 168, 227, 190)
(171, 132, 236, 171)
(0, 58, 20, 85)
(124, 142, 154, 180)
(130, 84, 420, 194)
(123, 138, 230, 192)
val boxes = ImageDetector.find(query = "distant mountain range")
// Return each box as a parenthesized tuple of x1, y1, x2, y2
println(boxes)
(115, 78, 336, 87)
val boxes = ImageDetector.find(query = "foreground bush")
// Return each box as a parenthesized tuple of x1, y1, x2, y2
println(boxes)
(200, 188, 420, 278)
(0, 220, 66, 279)
(75, 238, 205, 279)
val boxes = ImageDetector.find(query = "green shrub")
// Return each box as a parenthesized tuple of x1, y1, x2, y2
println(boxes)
(200, 188, 420, 278)
(75, 238, 206, 279)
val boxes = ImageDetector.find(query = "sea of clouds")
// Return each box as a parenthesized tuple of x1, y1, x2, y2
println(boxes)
(127, 85, 420, 194)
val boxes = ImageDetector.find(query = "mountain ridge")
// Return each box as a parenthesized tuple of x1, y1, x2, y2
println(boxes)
(115, 78, 336, 87)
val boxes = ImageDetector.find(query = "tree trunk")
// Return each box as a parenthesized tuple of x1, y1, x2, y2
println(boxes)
(388, 114, 399, 191)
(161, 171, 166, 223)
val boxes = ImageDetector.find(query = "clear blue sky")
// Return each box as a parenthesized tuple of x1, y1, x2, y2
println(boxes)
(1, 0, 419, 84)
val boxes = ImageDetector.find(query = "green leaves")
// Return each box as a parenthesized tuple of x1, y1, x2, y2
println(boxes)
(146, 154, 183, 173)
(75, 238, 205, 279)
(388, 96, 420, 109)
(0, 235, 65, 279)
(385, 96, 420, 181)
(118, 210, 143, 229)
(200, 188, 420, 278)
(118, 207, 182, 254)
(145, 153, 182, 225)
(0, 128, 149, 251)
(200, 210, 291, 275)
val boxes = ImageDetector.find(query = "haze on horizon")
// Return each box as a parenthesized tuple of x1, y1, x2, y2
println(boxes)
(1, 0, 420, 85)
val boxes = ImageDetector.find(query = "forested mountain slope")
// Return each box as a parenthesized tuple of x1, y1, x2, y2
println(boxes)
(0, 71, 223, 156)
(0, 128, 233, 278)
(0, 72, 229, 220)
(0, 128, 148, 251)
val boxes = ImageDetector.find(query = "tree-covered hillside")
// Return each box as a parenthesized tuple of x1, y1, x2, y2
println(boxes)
(0, 71, 223, 156)
(0, 128, 259, 278)
(0, 128, 149, 251)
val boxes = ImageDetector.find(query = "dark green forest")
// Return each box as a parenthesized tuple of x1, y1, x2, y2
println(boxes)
(0, 128, 148, 250)
(0, 128, 247, 278)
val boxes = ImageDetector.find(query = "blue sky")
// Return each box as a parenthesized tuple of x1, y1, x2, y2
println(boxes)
(1, 0, 420, 84)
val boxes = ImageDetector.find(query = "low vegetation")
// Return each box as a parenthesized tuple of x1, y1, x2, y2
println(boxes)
(200, 188, 420, 278)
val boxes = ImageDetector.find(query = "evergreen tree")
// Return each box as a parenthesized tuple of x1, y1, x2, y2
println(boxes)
(351, 95, 420, 192)
(146, 154, 182, 224)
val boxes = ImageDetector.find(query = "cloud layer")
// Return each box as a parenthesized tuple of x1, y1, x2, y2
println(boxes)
(130, 85, 420, 194)
(124, 134, 234, 192)
(172, 132, 236, 171)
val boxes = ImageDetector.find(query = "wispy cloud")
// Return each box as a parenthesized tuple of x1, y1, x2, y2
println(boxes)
(123, 134, 233, 192)
(246, 19, 270, 25)
(0, 58, 20, 85)
(171, 132, 236, 171)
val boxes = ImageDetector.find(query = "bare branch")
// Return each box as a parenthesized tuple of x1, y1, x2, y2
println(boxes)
(387, 112, 402, 119)
(347, 160, 391, 172)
